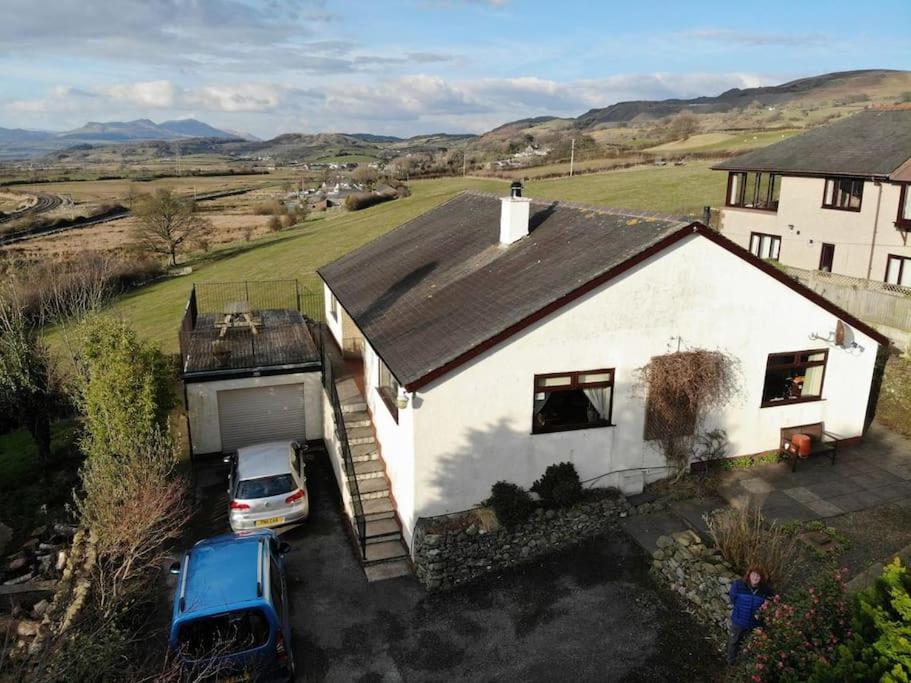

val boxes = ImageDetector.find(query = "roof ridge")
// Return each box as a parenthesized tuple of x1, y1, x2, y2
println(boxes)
(461, 190, 689, 225)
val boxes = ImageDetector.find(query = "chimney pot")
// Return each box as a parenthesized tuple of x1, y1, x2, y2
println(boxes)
(500, 186, 531, 245)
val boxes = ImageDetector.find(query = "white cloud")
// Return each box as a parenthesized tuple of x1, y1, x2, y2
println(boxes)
(682, 28, 830, 47)
(2, 71, 774, 138)
(103, 81, 177, 108)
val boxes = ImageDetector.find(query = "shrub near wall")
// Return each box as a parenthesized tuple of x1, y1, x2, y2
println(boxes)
(413, 490, 652, 591)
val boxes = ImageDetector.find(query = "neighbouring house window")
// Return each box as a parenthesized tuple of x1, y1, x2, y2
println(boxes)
(885, 254, 911, 287)
(328, 292, 338, 320)
(822, 177, 864, 211)
(377, 358, 399, 422)
(726, 172, 780, 211)
(897, 184, 911, 229)
(761, 349, 828, 407)
(749, 232, 781, 260)
(532, 369, 613, 434)
(819, 243, 835, 273)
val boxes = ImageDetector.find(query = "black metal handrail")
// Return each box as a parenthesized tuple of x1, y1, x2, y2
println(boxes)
(321, 327, 368, 559)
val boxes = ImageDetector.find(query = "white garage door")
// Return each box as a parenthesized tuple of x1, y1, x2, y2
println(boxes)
(217, 384, 307, 452)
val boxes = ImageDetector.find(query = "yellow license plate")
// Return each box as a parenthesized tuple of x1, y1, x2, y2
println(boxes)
(223, 674, 251, 683)
(255, 516, 284, 527)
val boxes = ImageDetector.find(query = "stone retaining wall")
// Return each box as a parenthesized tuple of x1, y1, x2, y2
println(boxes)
(650, 530, 737, 642)
(413, 492, 666, 591)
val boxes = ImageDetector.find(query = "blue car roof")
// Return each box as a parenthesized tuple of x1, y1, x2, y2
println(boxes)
(176, 530, 273, 618)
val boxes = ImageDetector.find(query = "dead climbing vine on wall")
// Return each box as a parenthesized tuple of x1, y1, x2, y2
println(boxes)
(637, 349, 739, 481)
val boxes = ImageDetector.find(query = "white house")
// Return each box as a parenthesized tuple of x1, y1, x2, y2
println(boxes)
(714, 108, 911, 285)
(318, 186, 887, 559)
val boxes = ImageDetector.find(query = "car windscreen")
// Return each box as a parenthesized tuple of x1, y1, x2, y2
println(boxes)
(236, 474, 295, 500)
(176, 608, 270, 659)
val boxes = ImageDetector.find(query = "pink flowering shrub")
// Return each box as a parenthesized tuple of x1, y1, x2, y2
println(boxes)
(736, 568, 851, 682)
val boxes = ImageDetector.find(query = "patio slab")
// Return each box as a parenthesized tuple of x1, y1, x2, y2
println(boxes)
(714, 424, 911, 524)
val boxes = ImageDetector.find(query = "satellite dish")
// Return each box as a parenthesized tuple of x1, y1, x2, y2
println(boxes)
(835, 321, 846, 347)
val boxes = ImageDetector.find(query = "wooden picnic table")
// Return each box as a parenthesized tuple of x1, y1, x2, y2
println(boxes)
(216, 301, 261, 337)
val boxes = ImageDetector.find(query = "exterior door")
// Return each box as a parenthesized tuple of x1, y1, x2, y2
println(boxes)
(217, 384, 307, 452)
(819, 243, 835, 273)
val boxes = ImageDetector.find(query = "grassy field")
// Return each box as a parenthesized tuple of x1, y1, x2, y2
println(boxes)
(85, 162, 724, 350)
(11, 172, 295, 203)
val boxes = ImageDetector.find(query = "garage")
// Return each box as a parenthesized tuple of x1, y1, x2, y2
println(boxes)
(217, 384, 308, 452)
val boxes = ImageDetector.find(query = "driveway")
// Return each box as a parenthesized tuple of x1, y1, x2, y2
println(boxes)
(257, 449, 722, 682)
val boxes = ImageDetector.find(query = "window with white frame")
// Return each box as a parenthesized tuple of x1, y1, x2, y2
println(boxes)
(885, 254, 911, 287)
(328, 291, 338, 320)
(749, 232, 781, 261)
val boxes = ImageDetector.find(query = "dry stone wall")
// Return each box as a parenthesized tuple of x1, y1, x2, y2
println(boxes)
(414, 492, 668, 591)
(650, 530, 737, 642)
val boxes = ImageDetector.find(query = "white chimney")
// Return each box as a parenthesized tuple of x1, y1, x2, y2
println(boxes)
(499, 181, 531, 245)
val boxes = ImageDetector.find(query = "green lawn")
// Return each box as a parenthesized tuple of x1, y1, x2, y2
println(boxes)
(102, 163, 724, 351)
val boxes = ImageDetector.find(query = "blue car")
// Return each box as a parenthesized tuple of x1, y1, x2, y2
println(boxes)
(168, 530, 295, 681)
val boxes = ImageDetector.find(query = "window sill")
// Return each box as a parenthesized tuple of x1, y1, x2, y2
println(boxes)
(724, 205, 779, 214)
(896, 220, 911, 230)
(760, 397, 825, 409)
(376, 387, 399, 424)
(821, 205, 861, 213)
(531, 421, 613, 435)
(724, 204, 778, 213)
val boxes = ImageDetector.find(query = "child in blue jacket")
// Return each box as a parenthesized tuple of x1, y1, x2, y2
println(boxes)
(727, 565, 770, 664)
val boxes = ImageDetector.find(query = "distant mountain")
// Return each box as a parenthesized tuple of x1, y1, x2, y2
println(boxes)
(572, 69, 906, 129)
(59, 118, 240, 142)
(0, 127, 55, 143)
(159, 118, 242, 139)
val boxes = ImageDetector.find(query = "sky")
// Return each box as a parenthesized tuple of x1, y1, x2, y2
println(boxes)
(1, 0, 909, 139)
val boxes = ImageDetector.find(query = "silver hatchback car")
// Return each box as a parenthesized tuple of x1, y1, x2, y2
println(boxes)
(225, 441, 309, 531)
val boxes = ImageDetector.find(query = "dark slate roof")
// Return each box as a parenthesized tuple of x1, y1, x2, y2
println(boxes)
(318, 192, 689, 388)
(713, 109, 911, 178)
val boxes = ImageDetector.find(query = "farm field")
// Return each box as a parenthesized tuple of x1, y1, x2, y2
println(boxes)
(94, 162, 724, 350)
(9, 171, 293, 203)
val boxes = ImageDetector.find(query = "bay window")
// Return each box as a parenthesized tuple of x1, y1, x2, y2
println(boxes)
(532, 369, 614, 434)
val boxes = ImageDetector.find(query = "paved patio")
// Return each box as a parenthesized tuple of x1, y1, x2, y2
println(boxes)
(717, 424, 911, 521)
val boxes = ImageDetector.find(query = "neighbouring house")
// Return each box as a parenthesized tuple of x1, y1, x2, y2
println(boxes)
(318, 184, 887, 557)
(180, 281, 323, 456)
(713, 108, 911, 285)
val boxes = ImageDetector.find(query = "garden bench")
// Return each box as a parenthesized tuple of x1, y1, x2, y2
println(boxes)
(778, 422, 838, 472)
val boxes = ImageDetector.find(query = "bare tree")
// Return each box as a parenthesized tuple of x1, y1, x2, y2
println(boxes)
(352, 165, 379, 190)
(131, 190, 211, 266)
(668, 111, 699, 141)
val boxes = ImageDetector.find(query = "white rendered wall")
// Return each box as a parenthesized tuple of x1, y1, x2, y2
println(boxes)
(720, 177, 910, 280)
(186, 372, 323, 455)
(405, 234, 878, 529)
(323, 282, 363, 351)
(361, 339, 418, 543)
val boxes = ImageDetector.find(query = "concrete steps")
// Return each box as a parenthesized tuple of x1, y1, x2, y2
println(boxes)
(343, 411, 372, 429)
(350, 443, 379, 463)
(331, 371, 411, 577)
(352, 459, 386, 480)
(355, 475, 391, 500)
(347, 426, 375, 445)
(363, 539, 409, 564)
